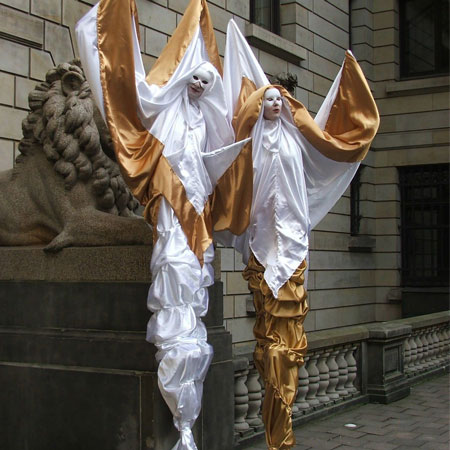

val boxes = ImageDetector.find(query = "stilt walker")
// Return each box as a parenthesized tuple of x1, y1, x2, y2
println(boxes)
(76, 3, 252, 449)
(218, 20, 380, 450)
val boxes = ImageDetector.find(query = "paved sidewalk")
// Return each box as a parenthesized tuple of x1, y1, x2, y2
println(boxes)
(242, 374, 449, 450)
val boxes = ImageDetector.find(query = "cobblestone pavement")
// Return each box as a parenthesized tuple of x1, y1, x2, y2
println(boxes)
(242, 374, 449, 450)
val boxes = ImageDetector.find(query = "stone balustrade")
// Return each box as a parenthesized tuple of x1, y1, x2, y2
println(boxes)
(232, 311, 449, 446)
(400, 313, 450, 379)
(233, 325, 368, 444)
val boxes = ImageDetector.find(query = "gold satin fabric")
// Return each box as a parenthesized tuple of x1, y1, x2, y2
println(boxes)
(211, 140, 253, 236)
(243, 256, 309, 450)
(97, 0, 162, 205)
(146, 0, 222, 86)
(145, 156, 212, 266)
(232, 77, 257, 132)
(235, 52, 379, 163)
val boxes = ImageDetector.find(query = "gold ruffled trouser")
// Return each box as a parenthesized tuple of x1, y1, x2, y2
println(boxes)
(243, 255, 309, 450)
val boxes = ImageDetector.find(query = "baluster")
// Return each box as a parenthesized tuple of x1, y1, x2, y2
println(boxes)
(345, 345, 358, 394)
(326, 350, 340, 401)
(414, 332, 424, 371)
(444, 327, 450, 361)
(294, 357, 310, 411)
(305, 353, 320, 407)
(420, 330, 431, 368)
(245, 367, 263, 428)
(425, 330, 435, 367)
(437, 326, 446, 364)
(234, 368, 250, 433)
(316, 350, 330, 404)
(335, 347, 349, 397)
(409, 334, 418, 374)
(403, 337, 411, 373)
(431, 327, 440, 364)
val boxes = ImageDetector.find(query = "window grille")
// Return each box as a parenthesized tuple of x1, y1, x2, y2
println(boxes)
(399, 164, 449, 287)
(400, 0, 449, 78)
(250, 0, 280, 35)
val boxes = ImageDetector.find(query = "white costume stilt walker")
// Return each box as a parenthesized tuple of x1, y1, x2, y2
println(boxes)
(76, 3, 252, 449)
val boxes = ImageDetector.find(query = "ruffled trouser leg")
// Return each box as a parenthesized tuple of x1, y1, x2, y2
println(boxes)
(243, 255, 309, 450)
(146, 199, 214, 450)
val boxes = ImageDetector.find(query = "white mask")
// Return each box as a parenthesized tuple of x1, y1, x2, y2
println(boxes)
(263, 88, 282, 120)
(188, 67, 213, 100)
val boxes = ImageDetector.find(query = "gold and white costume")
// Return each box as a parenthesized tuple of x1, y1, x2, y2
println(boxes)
(76, 3, 252, 449)
(219, 20, 380, 449)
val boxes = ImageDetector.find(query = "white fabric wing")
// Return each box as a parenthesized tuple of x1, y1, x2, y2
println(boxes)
(223, 19, 269, 123)
(306, 57, 360, 229)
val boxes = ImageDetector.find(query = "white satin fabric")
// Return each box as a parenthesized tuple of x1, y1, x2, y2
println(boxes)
(148, 197, 214, 450)
(76, 5, 238, 450)
(247, 112, 310, 297)
(218, 19, 360, 297)
(223, 19, 270, 121)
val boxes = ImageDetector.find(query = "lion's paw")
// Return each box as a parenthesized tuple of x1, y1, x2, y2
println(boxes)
(44, 232, 73, 253)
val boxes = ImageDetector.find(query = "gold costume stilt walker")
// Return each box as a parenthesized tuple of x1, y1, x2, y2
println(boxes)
(219, 19, 379, 450)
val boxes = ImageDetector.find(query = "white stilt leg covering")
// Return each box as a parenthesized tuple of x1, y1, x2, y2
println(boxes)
(147, 198, 214, 450)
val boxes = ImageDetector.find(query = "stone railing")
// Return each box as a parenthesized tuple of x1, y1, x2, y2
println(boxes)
(233, 325, 369, 445)
(401, 314, 450, 379)
(233, 312, 449, 446)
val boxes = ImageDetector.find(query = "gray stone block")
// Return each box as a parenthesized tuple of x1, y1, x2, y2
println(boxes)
(0, 139, 14, 171)
(0, 39, 29, 76)
(145, 27, 168, 57)
(45, 21, 74, 65)
(137, 0, 177, 34)
(30, 48, 54, 80)
(0, 105, 28, 140)
(0, 72, 14, 105)
(0, 5, 43, 46)
(308, 12, 348, 48)
(15, 76, 36, 109)
(313, 0, 349, 31)
(31, 0, 61, 22)
(227, 0, 249, 20)
(0, 0, 29, 12)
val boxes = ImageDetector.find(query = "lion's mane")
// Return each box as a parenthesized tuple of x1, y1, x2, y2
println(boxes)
(19, 60, 138, 216)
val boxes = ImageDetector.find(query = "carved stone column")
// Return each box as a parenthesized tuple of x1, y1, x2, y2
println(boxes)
(326, 350, 341, 401)
(245, 367, 263, 429)
(316, 350, 330, 404)
(305, 353, 320, 407)
(233, 358, 250, 434)
(294, 357, 310, 411)
(345, 345, 358, 394)
(335, 347, 349, 397)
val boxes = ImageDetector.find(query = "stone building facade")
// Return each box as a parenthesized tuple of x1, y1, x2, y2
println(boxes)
(0, 0, 448, 354)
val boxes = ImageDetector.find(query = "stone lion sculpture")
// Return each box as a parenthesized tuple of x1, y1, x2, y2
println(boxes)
(0, 60, 151, 251)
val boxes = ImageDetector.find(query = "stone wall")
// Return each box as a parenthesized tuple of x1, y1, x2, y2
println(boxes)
(351, 0, 449, 323)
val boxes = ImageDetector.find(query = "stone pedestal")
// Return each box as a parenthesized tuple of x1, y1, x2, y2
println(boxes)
(366, 322, 411, 404)
(0, 246, 233, 450)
